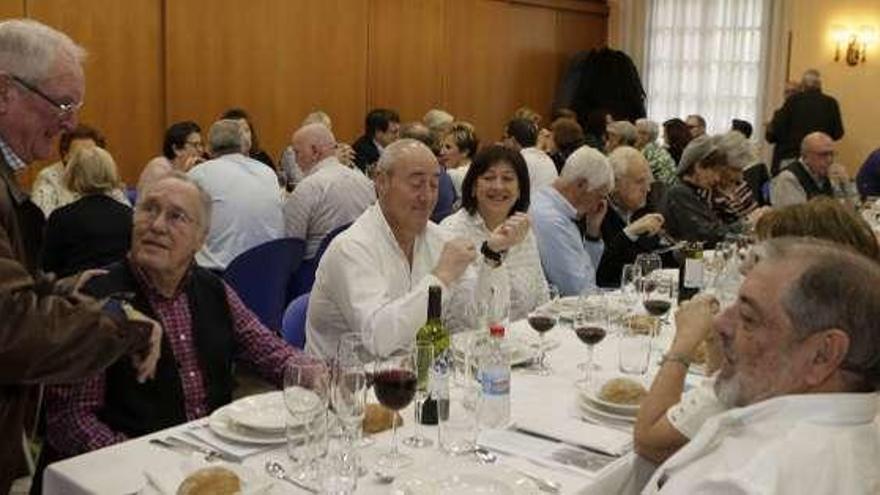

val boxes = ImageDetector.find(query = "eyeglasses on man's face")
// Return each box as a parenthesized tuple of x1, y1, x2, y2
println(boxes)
(9, 74, 83, 118)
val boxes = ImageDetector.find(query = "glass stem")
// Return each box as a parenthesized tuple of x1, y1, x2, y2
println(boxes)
(413, 396, 423, 438)
(586, 346, 594, 386)
(539, 333, 546, 369)
(390, 414, 399, 456)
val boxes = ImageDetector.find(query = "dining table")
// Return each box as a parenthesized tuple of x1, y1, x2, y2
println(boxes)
(44, 277, 705, 495)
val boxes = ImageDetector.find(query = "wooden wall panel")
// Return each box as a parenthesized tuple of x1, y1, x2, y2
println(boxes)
(509, 4, 559, 122)
(368, 0, 445, 124)
(0, 0, 24, 18)
(556, 8, 608, 81)
(165, 0, 369, 157)
(26, 0, 164, 185)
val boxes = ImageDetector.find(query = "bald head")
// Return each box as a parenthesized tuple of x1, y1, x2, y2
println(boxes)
(800, 132, 835, 177)
(609, 146, 651, 212)
(292, 123, 336, 174)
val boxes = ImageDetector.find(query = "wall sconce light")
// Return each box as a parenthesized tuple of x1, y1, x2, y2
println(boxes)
(833, 25, 877, 66)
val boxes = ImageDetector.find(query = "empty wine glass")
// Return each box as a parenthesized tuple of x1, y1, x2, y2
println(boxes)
(331, 359, 367, 447)
(284, 361, 330, 485)
(620, 263, 642, 307)
(336, 333, 375, 448)
(635, 253, 662, 277)
(373, 348, 417, 470)
(402, 342, 434, 448)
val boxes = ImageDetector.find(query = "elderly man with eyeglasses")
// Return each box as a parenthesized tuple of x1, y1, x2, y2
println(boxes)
(0, 20, 164, 491)
(35, 173, 313, 487)
(770, 132, 856, 207)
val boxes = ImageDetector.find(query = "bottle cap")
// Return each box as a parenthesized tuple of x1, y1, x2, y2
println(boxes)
(489, 324, 505, 337)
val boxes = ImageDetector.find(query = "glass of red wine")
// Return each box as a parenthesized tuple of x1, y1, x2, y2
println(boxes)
(373, 349, 418, 470)
(641, 272, 674, 322)
(526, 309, 557, 375)
(574, 308, 607, 389)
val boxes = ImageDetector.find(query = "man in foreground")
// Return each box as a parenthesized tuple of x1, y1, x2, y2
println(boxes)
(644, 238, 880, 494)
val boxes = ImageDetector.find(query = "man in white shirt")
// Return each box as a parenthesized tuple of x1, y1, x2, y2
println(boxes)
(306, 139, 528, 359)
(188, 119, 283, 271)
(282, 124, 375, 259)
(503, 117, 557, 196)
(644, 238, 880, 494)
(530, 146, 613, 296)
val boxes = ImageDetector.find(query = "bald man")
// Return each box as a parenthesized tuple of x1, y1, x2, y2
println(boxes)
(770, 132, 854, 207)
(282, 123, 376, 259)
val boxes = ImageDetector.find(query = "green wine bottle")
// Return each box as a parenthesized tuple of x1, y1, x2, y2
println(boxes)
(416, 285, 449, 424)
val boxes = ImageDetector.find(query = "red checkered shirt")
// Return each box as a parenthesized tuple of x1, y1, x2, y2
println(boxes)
(45, 267, 308, 456)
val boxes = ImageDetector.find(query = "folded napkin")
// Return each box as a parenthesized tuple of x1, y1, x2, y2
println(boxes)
(183, 423, 275, 462)
(512, 375, 633, 456)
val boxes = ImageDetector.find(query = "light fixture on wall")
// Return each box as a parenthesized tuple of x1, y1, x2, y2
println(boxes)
(833, 25, 877, 66)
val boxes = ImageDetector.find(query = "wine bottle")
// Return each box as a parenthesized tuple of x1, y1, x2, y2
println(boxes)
(678, 241, 704, 302)
(416, 285, 449, 425)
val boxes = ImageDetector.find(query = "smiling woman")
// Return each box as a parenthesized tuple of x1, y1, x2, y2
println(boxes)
(440, 145, 549, 321)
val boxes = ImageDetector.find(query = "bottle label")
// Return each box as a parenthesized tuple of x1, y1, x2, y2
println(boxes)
(684, 258, 704, 289)
(479, 369, 510, 396)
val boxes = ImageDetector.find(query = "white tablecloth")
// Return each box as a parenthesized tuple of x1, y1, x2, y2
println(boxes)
(44, 295, 695, 495)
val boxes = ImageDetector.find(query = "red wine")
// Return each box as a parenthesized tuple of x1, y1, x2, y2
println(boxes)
(575, 326, 606, 345)
(643, 299, 671, 316)
(528, 315, 556, 334)
(374, 369, 417, 411)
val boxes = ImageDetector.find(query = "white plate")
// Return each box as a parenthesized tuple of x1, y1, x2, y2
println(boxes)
(208, 404, 287, 445)
(226, 391, 286, 433)
(580, 377, 647, 417)
(451, 332, 538, 367)
(578, 395, 636, 424)
(392, 464, 538, 495)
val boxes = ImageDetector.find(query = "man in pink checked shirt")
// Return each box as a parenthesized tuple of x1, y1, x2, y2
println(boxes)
(35, 172, 313, 487)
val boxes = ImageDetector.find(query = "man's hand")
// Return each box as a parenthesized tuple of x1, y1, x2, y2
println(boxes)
(486, 212, 530, 252)
(828, 162, 849, 182)
(124, 306, 163, 383)
(55, 269, 108, 300)
(336, 143, 356, 167)
(669, 294, 718, 358)
(432, 237, 477, 286)
(584, 198, 608, 238)
(625, 213, 665, 237)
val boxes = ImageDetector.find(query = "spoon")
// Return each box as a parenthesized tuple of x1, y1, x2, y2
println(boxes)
(264, 460, 318, 493)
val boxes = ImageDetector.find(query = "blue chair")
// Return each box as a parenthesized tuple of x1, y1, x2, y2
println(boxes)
(125, 186, 138, 206)
(288, 222, 352, 299)
(223, 237, 306, 332)
(282, 292, 309, 349)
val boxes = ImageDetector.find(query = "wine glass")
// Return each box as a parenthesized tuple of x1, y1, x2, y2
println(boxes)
(620, 263, 642, 307)
(635, 253, 662, 277)
(373, 348, 418, 470)
(336, 333, 375, 447)
(402, 342, 434, 448)
(574, 311, 607, 390)
(526, 308, 557, 375)
(284, 361, 330, 485)
(331, 358, 367, 447)
(641, 272, 674, 321)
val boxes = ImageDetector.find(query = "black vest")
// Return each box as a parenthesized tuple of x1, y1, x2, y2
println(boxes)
(785, 160, 834, 200)
(82, 261, 236, 437)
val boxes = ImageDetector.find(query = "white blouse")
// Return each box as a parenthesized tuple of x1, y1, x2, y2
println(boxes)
(441, 209, 549, 321)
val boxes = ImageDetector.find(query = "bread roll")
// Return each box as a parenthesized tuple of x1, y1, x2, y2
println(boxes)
(363, 403, 402, 434)
(176, 467, 241, 495)
(599, 377, 648, 405)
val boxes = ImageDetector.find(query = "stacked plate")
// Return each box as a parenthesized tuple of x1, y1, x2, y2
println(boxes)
(451, 331, 539, 367)
(208, 391, 294, 444)
(577, 379, 642, 425)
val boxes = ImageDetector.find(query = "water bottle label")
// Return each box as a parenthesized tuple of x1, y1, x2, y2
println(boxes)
(479, 369, 510, 396)
(684, 259, 704, 289)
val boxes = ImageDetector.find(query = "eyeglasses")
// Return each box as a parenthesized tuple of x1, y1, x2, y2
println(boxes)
(135, 201, 196, 229)
(9, 74, 83, 117)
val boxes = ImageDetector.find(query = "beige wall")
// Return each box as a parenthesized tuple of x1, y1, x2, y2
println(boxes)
(787, 0, 880, 173)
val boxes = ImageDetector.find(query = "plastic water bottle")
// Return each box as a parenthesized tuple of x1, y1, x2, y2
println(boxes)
(477, 324, 510, 428)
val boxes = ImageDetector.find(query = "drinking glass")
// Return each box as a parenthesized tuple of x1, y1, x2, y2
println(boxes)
(620, 263, 642, 307)
(402, 342, 434, 448)
(641, 272, 674, 320)
(634, 253, 662, 277)
(284, 361, 330, 485)
(526, 308, 557, 375)
(330, 359, 367, 446)
(373, 348, 418, 470)
(574, 305, 608, 389)
(619, 317, 652, 375)
(336, 333, 375, 447)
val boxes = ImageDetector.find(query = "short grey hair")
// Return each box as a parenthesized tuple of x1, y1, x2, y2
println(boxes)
(635, 118, 659, 142)
(801, 69, 821, 90)
(757, 237, 880, 392)
(0, 19, 86, 83)
(608, 146, 648, 180)
(144, 170, 213, 235)
(559, 145, 615, 192)
(716, 131, 756, 170)
(208, 119, 245, 157)
(423, 109, 454, 131)
(375, 138, 435, 175)
(607, 121, 638, 146)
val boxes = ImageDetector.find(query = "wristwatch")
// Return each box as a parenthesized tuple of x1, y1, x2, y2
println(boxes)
(480, 241, 507, 268)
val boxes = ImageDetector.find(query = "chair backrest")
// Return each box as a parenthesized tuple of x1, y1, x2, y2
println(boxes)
(223, 237, 306, 331)
(282, 292, 309, 349)
(288, 222, 352, 300)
